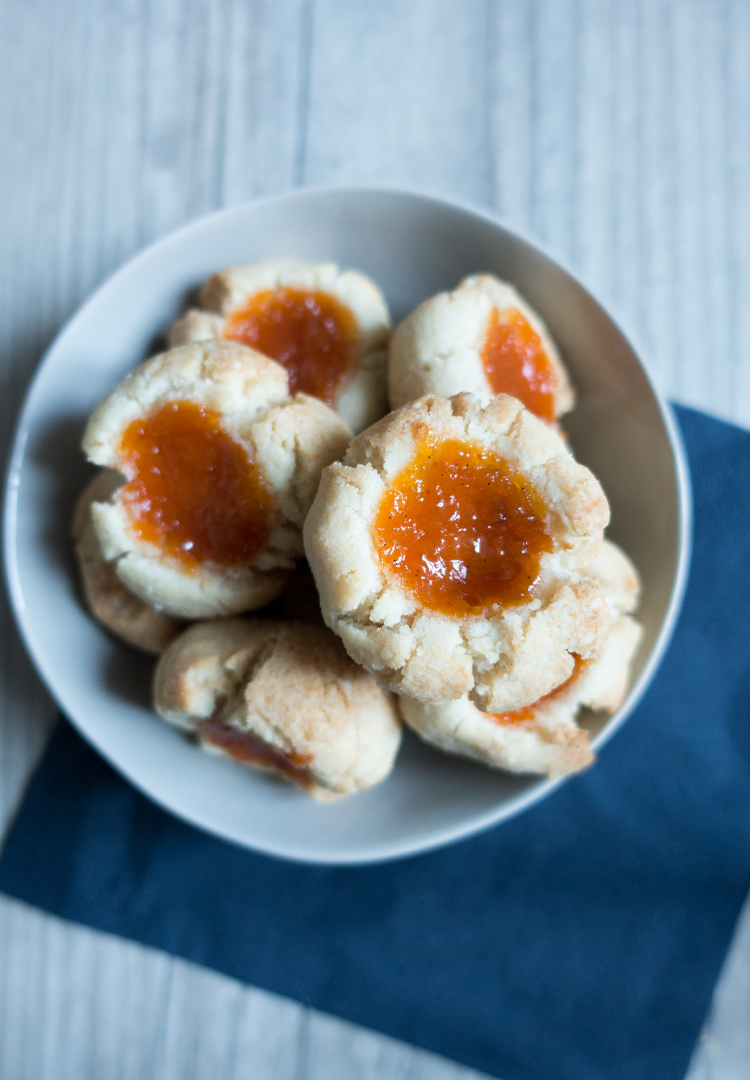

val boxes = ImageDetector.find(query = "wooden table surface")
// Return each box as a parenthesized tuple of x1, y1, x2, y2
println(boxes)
(2, 2, 750, 1077)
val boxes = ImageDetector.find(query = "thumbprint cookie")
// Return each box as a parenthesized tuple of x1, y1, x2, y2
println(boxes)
(72, 469, 185, 653)
(83, 341, 350, 620)
(398, 540, 642, 778)
(304, 393, 610, 712)
(388, 274, 573, 423)
(169, 259, 391, 434)
(154, 618, 402, 799)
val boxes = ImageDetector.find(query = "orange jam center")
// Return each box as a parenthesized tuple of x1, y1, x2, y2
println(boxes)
(481, 307, 558, 422)
(118, 400, 273, 570)
(373, 438, 553, 618)
(223, 287, 358, 404)
(488, 655, 590, 725)
(198, 718, 314, 788)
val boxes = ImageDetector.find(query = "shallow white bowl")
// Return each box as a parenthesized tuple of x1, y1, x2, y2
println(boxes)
(4, 187, 690, 865)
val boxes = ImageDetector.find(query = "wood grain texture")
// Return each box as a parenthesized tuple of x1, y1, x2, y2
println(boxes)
(0, 896, 490, 1080)
(303, 0, 494, 202)
(1, 1, 750, 1078)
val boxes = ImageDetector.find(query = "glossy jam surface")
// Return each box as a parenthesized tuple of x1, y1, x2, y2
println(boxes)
(198, 719, 314, 788)
(488, 655, 590, 725)
(118, 400, 273, 570)
(481, 307, 558, 422)
(224, 287, 358, 404)
(373, 438, 553, 618)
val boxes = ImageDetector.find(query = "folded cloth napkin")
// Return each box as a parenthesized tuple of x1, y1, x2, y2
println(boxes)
(2, 406, 750, 1080)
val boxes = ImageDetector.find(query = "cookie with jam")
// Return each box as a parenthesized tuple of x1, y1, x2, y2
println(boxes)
(304, 392, 610, 712)
(398, 540, 642, 778)
(72, 469, 185, 654)
(154, 618, 402, 800)
(82, 341, 350, 620)
(169, 259, 391, 434)
(388, 274, 574, 424)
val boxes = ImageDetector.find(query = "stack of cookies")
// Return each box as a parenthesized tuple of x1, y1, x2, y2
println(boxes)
(74, 261, 641, 801)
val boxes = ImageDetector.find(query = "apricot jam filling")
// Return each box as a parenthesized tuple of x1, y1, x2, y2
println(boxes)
(198, 718, 314, 788)
(118, 400, 273, 571)
(481, 307, 558, 422)
(223, 287, 358, 404)
(488, 655, 591, 726)
(373, 438, 553, 618)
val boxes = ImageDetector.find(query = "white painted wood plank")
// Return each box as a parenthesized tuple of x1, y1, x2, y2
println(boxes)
(685, 891, 750, 1080)
(83, 935, 175, 1079)
(523, 0, 582, 262)
(222, 0, 310, 203)
(491, 0, 534, 233)
(670, 0, 717, 419)
(630, 0, 680, 404)
(2, 888, 747, 1080)
(725, 0, 750, 418)
(229, 978, 306, 1080)
(0, 896, 495, 1080)
(302, 0, 493, 205)
(0, 0, 74, 842)
(304, 1008, 490, 1080)
(488, 0, 750, 429)
(157, 954, 309, 1080)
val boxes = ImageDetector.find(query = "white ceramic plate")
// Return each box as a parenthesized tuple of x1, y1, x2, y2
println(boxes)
(4, 187, 691, 864)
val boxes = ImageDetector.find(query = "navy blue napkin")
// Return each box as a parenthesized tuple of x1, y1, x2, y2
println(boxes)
(3, 406, 750, 1080)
